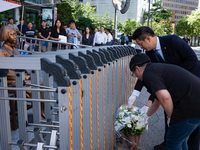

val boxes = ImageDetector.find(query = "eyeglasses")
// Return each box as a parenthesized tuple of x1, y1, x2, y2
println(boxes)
(131, 71, 136, 77)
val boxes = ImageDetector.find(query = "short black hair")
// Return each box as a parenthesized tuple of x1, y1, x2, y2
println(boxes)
(27, 21, 33, 25)
(8, 18, 13, 21)
(106, 29, 111, 33)
(129, 54, 151, 71)
(63, 24, 67, 26)
(41, 20, 46, 23)
(101, 26, 105, 29)
(19, 18, 24, 21)
(69, 20, 75, 24)
(132, 26, 155, 41)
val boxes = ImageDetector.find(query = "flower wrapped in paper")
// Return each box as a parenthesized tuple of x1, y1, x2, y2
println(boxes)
(115, 105, 148, 150)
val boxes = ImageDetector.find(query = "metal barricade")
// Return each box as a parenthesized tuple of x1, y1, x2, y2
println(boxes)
(16, 36, 92, 53)
(0, 45, 136, 150)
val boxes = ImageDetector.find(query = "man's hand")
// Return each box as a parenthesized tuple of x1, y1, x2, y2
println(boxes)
(128, 95, 137, 108)
(128, 90, 140, 108)
(68, 33, 74, 37)
(140, 106, 149, 114)
(143, 113, 149, 123)
(57, 38, 61, 41)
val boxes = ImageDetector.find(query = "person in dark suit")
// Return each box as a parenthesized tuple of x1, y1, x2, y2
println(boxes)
(128, 26, 200, 150)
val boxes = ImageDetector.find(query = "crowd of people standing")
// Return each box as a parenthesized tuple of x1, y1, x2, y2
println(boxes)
(5, 17, 116, 51)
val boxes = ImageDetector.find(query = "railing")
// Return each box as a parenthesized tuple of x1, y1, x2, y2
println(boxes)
(16, 35, 92, 52)
(0, 45, 137, 150)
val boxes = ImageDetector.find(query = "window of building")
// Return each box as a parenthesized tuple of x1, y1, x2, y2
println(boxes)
(91, 6, 97, 12)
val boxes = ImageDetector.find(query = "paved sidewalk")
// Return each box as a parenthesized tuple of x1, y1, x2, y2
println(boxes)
(136, 88, 165, 150)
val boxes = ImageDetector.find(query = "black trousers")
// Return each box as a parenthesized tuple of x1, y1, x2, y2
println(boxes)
(164, 112, 200, 150)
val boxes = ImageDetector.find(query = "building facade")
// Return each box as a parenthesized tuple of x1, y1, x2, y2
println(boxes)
(81, 0, 156, 24)
(162, 0, 199, 24)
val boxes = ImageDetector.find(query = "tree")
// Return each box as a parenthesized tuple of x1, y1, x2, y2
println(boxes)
(56, 2, 74, 26)
(89, 11, 114, 32)
(122, 19, 141, 35)
(159, 19, 173, 35)
(76, 17, 95, 31)
(70, 0, 95, 21)
(117, 21, 123, 32)
(144, 21, 167, 36)
(187, 10, 200, 36)
(151, 1, 172, 23)
(175, 16, 192, 37)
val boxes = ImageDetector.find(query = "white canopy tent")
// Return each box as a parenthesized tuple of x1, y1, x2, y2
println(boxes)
(0, 0, 21, 13)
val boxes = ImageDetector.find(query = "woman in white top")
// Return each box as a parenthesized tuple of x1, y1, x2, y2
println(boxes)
(106, 29, 113, 45)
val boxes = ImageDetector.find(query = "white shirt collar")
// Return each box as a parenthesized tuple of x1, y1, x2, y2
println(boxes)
(155, 36, 161, 51)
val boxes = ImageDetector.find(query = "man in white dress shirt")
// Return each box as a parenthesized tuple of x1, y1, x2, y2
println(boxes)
(93, 26, 107, 46)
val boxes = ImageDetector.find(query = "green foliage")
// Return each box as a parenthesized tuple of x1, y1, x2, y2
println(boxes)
(89, 11, 114, 31)
(175, 16, 192, 37)
(122, 19, 141, 35)
(117, 21, 123, 32)
(175, 10, 200, 37)
(56, 2, 74, 26)
(76, 17, 95, 31)
(144, 21, 167, 36)
(159, 20, 173, 35)
(187, 10, 200, 36)
(121, 120, 145, 136)
(71, 0, 95, 21)
(0, 9, 13, 23)
(151, 1, 172, 23)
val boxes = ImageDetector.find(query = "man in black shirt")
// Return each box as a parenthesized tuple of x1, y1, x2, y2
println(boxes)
(38, 20, 51, 52)
(129, 54, 200, 150)
(17, 18, 28, 36)
(182, 34, 191, 45)
(24, 22, 37, 51)
(128, 33, 132, 46)
(128, 26, 200, 150)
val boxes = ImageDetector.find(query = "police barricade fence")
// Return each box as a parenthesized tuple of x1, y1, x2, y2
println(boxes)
(0, 45, 136, 150)
(16, 36, 91, 53)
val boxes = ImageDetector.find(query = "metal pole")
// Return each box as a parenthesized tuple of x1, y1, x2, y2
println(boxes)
(151, 13, 152, 29)
(114, 9, 117, 40)
(147, 0, 150, 27)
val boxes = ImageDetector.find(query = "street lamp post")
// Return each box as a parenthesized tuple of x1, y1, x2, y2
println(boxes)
(147, 0, 150, 27)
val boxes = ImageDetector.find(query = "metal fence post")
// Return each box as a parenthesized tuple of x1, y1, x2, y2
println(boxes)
(99, 49, 114, 150)
(15, 70, 29, 143)
(31, 70, 41, 135)
(87, 51, 105, 150)
(0, 69, 12, 150)
(78, 52, 98, 150)
(68, 53, 90, 150)
(43, 71, 52, 120)
(40, 58, 71, 150)
(93, 50, 109, 150)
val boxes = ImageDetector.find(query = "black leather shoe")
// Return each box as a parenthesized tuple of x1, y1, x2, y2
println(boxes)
(154, 141, 167, 150)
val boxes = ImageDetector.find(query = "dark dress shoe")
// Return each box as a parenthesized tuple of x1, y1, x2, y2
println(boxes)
(154, 141, 167, 150)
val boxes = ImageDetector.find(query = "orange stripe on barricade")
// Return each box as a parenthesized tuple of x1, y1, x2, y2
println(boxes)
(80, 79, 83, 150)
(112, 66, 114, 150)
(107, 69, 110, 150)
(115, 63, 117, 146)
(69, 86, 73, 150)
(103, 68, 106, 150)
(90, 74, 93, 150)
(97, 70, 99, 150)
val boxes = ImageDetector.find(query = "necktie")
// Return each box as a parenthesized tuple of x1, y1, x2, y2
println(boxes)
(154, 50, 166, 63)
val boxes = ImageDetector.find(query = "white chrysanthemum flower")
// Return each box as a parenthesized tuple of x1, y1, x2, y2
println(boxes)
(127, 124, 132, 128)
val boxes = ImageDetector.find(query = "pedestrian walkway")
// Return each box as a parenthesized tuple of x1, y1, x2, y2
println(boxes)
(136, 88, 165, 150)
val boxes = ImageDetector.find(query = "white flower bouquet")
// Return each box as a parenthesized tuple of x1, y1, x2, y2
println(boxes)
(115, 105, 148, 150)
